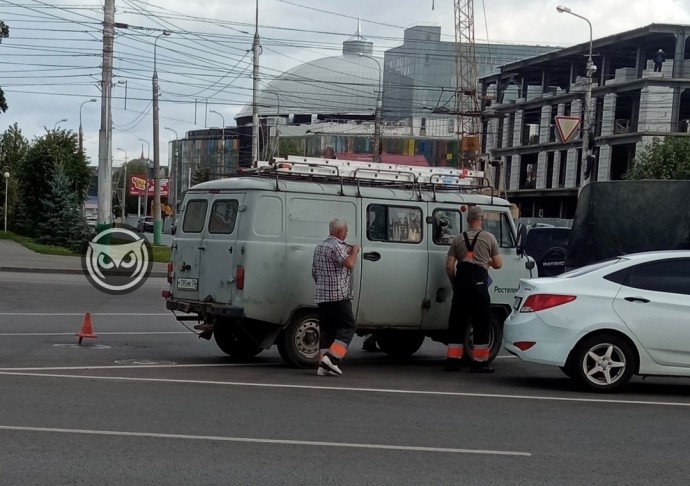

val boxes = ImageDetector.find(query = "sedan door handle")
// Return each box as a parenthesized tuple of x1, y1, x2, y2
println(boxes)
(362, 251, 381, 262)
(624, 296, 650, 303)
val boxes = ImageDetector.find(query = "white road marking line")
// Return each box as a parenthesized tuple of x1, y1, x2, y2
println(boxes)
(0, 425, 531, 457)
(0, 363, 275, 371)
(0, 332, 189, 336)
(1, 371, 689, 408)
(0, 313, 170, 316)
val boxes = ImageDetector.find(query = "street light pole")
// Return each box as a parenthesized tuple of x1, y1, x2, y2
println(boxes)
(164, 126, 178, 220)
(138, 138, 150, 218)
(152, 31, 170, 245)
(79, 99, 97, 154)
(53, 118, 68, 131)
(116, 147, 128, 221)
(3, 170, 9, 233)
(557, 5, 595, 183)
(209, 110, 225, 175)
(358, 53, 383, 163)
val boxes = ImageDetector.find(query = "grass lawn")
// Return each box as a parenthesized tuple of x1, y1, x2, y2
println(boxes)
(0, 231, 171, 262)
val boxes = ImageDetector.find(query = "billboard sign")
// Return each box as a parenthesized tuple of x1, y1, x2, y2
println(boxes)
(129, 176, 169, 197)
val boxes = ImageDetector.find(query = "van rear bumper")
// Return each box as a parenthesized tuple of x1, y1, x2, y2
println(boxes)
(165, 299, 244, 318)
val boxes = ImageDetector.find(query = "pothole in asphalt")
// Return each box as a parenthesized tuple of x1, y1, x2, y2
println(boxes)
(54, 344, 111, 349)
(114, 359, 177, 366)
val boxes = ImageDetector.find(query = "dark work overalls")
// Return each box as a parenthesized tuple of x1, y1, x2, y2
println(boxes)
(446, 231, 492, 363)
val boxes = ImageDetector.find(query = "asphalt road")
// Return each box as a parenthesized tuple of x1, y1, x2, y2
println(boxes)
(1, 272, 690, 485)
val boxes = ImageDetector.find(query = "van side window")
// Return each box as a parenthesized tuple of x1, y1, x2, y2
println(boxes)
(483, 210, 516, 248)
(182, 200, 208, 233)
(432, 209, 463, 245)
(208, 200, 239, 234)
(367, 204, 423, 244)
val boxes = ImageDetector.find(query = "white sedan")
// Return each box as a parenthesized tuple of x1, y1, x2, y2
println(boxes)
(504, 251, 690, 392)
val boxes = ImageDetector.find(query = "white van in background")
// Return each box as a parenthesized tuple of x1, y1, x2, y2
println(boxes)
(163, 157, 535, 367)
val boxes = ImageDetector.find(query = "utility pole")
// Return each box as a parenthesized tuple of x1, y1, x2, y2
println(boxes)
(152, 31, 169, 246)
(164, 127, 178, 220)
(97, 0, 115, 228)
(251, 0, 261, 165)
(358, 54, 382, 163)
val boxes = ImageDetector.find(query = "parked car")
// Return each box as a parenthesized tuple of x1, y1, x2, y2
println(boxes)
(137, 216, 154, 233)
(520, 227, 570, 277)
(504, 251, 690, 392)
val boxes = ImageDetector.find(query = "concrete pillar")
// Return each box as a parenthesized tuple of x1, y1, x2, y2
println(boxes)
(486, 118, 499, 152)
(509, 154, 520, 191)
(570, 99, 583, 141)
(638, 86, 674, 132)
(536, 151, 548, 189)
(672, 30, 688, 79)
(501, 115, 511, 149)
(601, 93, 617, 137)
(512, 110, 524, 148)
(557, 103, 565, 116)
(597, 144, 612, 182)
(565, 148, 578, 188)
(539, 105, 552, 144)
(552, 151, 562, 188)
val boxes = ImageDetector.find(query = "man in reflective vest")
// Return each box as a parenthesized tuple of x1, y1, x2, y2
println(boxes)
(445, 206, 503, 372)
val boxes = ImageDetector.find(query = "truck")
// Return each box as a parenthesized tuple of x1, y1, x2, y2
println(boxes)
(565, 180, 690, 270)
(163, 156, 535, 367)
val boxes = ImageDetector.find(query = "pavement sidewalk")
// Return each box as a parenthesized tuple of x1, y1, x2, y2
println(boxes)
(0, 239, 168, 278)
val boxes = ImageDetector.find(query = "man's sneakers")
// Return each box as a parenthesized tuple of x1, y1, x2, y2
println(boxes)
(317, 354, 342, 376)
(317, 366, 339, 376)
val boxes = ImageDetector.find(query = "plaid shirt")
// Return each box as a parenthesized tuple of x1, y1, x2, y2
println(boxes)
(312, 236, 353, 303)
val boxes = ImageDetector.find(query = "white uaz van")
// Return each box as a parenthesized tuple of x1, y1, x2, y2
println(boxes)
(164, 157, 535, 367)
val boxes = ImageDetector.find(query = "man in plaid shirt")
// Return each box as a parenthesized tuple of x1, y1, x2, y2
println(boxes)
(312, 219, 360, 376)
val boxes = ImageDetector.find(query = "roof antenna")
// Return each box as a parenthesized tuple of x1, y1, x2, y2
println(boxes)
(356, 18, 362, 38)
(432, 0, 435, 10)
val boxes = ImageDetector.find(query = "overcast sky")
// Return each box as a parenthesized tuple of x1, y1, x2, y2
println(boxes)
(1, 0, 689, 167)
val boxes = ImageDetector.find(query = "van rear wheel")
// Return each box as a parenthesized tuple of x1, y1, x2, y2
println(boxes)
(375, 331, 425, 358)
(214, 320, 263, 359)
(277, 311, 320, 368)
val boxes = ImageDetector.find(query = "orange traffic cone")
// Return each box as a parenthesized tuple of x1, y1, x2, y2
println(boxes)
(76, 312, 98, 345)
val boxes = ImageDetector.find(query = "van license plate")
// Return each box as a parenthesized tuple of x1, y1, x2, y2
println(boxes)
(513, 296, 522, 310)
(177, 278, 198, 291)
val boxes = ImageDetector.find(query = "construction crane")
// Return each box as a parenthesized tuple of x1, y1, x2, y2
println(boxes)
(432, 0, 483, 171)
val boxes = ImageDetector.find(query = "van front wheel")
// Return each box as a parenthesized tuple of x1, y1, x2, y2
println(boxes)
(278, 311, 320, 368)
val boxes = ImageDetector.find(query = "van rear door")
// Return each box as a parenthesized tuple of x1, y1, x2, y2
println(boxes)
(172, 195, 210, 301)
(357, 201, 426, 327)
(197, 195, 244, 306)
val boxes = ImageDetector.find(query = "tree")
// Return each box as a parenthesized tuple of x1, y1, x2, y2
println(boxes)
(0, 21, 9, 113)
(15, 130, 91, 236)
(626, 136, 690, 180)
(192, 166, 211, 185)
(36, 162, 90, 252)
(279, 139, 303, 157)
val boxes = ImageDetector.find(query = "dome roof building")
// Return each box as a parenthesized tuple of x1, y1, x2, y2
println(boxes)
(236, 24, 382, 125)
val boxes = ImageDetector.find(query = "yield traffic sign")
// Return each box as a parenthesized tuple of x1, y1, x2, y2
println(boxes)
(554, 115, 581, 144)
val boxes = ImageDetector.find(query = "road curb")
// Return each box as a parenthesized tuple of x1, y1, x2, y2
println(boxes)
(0, 266, 168, 278)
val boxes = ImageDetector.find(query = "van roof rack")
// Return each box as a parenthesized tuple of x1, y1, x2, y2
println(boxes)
(250, 156, 494, 202)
